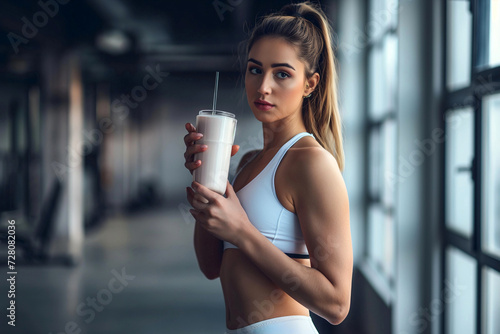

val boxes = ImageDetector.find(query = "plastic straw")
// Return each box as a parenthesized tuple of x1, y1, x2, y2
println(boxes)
(212, 71, 219, 114)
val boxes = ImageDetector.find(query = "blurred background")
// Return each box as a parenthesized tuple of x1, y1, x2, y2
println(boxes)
(0, 0, 499, 333)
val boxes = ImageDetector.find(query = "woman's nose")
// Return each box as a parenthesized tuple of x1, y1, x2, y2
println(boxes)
(257, 73, 272, 95)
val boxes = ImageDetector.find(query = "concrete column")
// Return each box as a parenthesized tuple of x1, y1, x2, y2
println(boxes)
(67, 54, 84, 261)
(41, 49, 84, 263)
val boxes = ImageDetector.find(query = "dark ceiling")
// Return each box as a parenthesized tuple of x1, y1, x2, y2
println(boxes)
(0, 0, 336, 77)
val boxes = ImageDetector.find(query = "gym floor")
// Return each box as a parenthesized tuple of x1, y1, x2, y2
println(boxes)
(1, 208, 227, 334)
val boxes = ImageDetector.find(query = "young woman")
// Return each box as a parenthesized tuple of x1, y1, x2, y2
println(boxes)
(183, 2, 352, 333)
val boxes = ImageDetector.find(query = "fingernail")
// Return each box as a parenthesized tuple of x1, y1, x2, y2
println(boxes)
(200, 145, 208, 149)
(196, 133, 203, 138)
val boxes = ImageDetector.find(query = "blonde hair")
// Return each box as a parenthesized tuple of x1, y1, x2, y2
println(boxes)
(246, 1, 345, 171)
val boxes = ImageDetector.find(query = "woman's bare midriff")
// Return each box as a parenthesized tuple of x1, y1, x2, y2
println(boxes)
(220, 249, 311, 330)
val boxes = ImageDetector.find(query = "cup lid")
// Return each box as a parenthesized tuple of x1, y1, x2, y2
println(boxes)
(199, 110, 235, 118)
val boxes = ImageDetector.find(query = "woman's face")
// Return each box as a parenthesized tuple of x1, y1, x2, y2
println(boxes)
(245, 36, 310, 124)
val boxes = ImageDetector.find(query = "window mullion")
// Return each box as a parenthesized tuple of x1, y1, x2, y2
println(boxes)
(474, 96, 483, 334)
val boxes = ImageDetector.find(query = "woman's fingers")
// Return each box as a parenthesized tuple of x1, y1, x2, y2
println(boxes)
(184, 131, 203, 147)
(184, 144, 207, 174)
(185, 122, 196, 132)
(184, 144, 207, 160)
(191, 181, 220, 203)
(184, 123, 195, 143)
(193, 193, 210, 207)
(187, 187, 209, 207)
(184, 160, 201, 174)
(231, 144, 240, 157)
(184, 123, 203, 148)
(191, 195, 210, 211)
(183, 122, 206, 174)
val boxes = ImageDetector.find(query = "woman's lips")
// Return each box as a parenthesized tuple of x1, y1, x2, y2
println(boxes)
(254, 100, 275, 111)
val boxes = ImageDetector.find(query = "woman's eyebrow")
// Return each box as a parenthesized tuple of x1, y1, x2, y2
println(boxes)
(271, 63, 295, 71)
(247, 58, 296, 71)
(248, 58, 262, 66)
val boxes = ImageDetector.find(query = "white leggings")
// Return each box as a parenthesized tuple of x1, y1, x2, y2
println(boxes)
(224, 315, 319, 334)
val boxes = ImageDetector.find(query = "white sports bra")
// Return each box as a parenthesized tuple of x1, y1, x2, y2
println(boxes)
(223, 132, 315, 258)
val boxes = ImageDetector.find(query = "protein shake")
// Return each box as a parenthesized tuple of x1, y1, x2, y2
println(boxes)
(193, 110, 237, 195)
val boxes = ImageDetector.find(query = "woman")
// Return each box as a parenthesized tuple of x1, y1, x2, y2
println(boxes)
(183, 2, 352, 333)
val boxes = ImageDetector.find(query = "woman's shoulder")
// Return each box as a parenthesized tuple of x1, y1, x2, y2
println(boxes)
(286, 137, 341, 180)
(289, 135, 335, 161)
(284, 138, 346, 204)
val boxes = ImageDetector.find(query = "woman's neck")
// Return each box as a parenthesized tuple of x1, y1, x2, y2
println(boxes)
(261, 116, 307, 152)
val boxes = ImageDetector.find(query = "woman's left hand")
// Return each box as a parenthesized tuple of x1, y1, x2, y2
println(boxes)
(188, 181, 253, 246)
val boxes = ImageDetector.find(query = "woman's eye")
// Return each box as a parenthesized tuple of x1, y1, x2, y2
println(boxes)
(276, 71, 290, 79)
(249, 67, 261, 75)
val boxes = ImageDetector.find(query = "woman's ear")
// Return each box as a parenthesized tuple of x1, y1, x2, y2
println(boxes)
(305, 73, 320, 96)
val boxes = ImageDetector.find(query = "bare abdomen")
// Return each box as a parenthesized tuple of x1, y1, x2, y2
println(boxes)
(220, 248, 310, 330)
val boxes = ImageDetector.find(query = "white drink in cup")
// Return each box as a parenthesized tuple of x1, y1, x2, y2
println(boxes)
(193, 110, 237, 195)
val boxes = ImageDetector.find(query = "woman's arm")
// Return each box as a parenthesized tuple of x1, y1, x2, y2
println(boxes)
(192, 215, 223, 280)
(190, 147, 352, 323)
(190, 149, 257, 280)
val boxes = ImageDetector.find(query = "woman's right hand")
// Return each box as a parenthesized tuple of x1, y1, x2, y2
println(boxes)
(183, 122, 239, 175)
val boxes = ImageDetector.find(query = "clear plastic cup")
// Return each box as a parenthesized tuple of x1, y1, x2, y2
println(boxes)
(192, 110, 237, 195)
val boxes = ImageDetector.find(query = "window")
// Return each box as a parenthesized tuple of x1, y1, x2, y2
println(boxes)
(487, 1, 500, 67)
(483, 267, 500, 334)
(482, 94, 500, 258)
(446, 0, 472, 90)
(442, 1, 500, 333)
(445, 247, 477, 334)
(365, 0, 398, 286)
(444, 108, 474, 237)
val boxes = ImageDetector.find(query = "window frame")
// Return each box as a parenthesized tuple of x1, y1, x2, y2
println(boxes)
(363, 0, 399, 300)
(441, 1, 500, 334)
